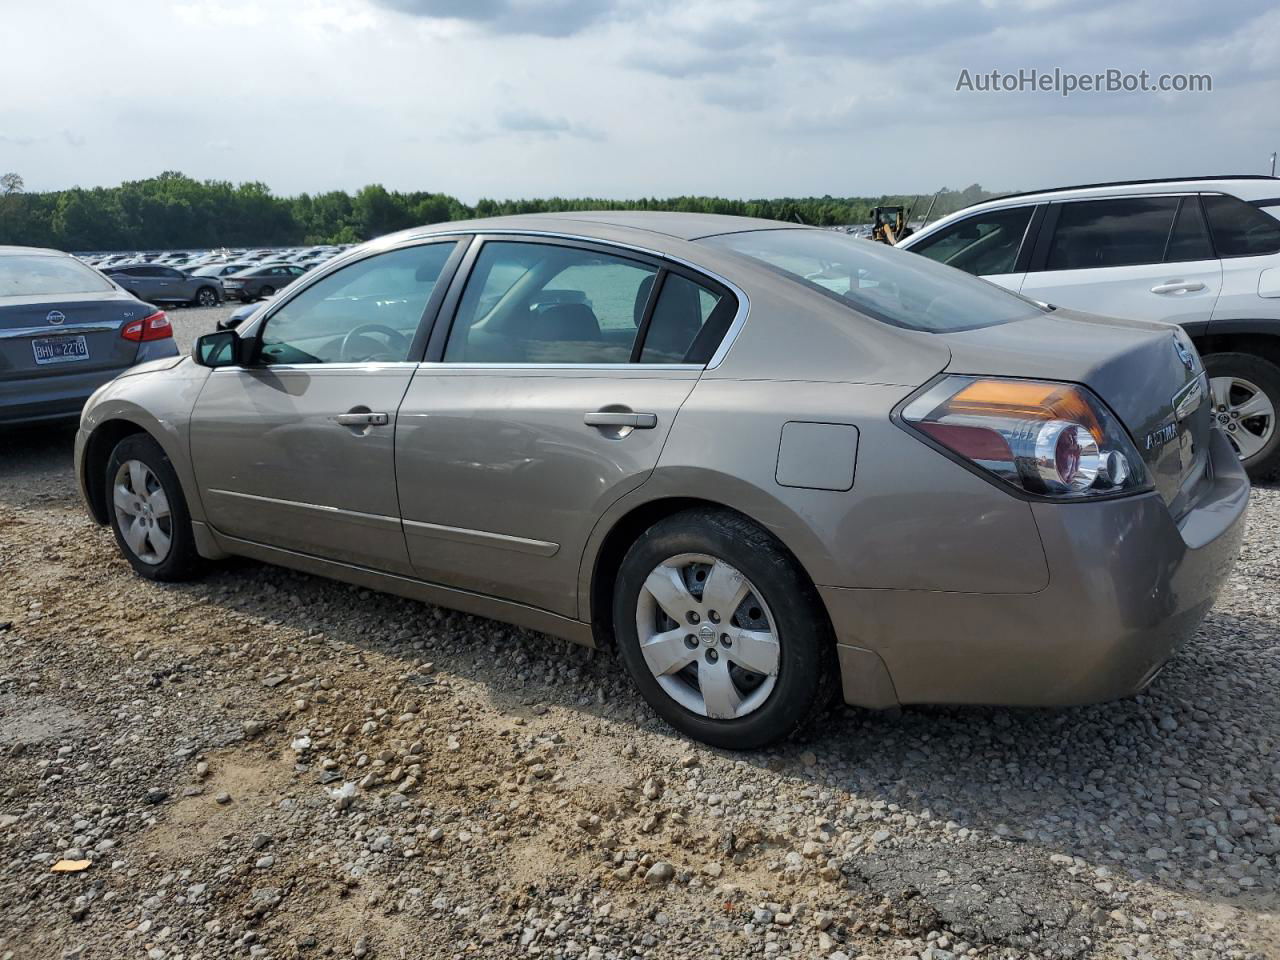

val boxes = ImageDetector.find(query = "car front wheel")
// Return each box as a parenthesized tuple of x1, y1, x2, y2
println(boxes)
(193, 286, 218, 307)
(106, 433, 205, 582)
(1205, 352, 1280, 481)
(612, 509, 837, 749)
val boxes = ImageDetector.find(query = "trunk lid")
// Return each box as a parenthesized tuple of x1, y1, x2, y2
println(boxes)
(939, 307, 1213, 516)
(0, 291, 147, 381)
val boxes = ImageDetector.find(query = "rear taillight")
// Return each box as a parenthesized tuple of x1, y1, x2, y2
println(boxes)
(121, 310, 172, 343)
(901, 376, 1150, 500)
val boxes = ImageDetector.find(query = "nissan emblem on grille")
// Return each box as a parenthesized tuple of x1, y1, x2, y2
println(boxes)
(46, 310, 66, 325)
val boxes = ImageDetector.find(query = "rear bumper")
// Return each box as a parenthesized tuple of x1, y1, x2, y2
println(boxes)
(0, 340, 180, 426)
(824, 429, 1249, 708)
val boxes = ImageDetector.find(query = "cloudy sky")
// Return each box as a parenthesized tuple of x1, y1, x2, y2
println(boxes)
(2, 0, 1277, 200)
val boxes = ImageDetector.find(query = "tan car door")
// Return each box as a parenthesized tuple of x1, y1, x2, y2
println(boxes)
(395, 236, 738, 618)
(189, 239, 464, 573)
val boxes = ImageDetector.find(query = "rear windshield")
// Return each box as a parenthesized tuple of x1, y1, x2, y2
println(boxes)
(0, 254, 115, 297)
(700, 229, 1043, 332)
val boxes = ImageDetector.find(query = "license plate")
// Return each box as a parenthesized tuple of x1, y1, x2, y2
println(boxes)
(32, 335, 90, 365)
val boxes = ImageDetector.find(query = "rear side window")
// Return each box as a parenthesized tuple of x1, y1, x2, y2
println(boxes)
(1202, 194, 1280, 257)
(0, 255, 114, 297)
(909, 206, 1033, 276)
(639, 273, 730, 364)
(1046, 197, 1179, 270)
(702, 228, 1041, 333)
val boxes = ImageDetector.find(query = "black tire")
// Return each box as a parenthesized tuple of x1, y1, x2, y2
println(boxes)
(105, 433, 205, 582)
(193, 286, 218, 307)
(612, 509, 838, 749)
(258, 285, 275, 300)
(1204, 352, 1280, 482)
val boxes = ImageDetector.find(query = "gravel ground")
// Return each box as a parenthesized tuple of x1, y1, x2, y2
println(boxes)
(0, 354, 1277, 959)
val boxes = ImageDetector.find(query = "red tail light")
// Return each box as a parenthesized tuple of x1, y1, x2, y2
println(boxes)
(121, 310, 172, 342)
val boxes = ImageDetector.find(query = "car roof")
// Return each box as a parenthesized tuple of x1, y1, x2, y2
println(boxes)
(394, 211, 810, 244)
(0, 245, 71, 258)
(901, 175, 1280, 247)
(961, 175, 1280, 211)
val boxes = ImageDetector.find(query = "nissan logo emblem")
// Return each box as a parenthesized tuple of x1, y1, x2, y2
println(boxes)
(46, 310, 66, 325)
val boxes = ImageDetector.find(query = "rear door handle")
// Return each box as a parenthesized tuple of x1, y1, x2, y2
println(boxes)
(335, 411, 389, 426)
(1151, 280, 1206, 294)
(584, 411, 658, 429)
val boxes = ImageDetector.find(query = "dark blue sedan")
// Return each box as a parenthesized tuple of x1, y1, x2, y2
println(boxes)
(1, 246, 179, 425)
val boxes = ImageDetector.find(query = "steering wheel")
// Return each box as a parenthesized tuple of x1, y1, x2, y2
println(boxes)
(340, 323, 410, 362)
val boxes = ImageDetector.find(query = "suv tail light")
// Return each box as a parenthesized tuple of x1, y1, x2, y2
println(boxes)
(900, 376, 1150, 500)
(121, 310, 172, 343)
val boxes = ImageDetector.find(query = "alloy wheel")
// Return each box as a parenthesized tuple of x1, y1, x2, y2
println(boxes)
(1210, 375, 1276, 462)
(112, 460, 173, 564)
(635, 553, 780, 720)
(197, 287, 217, 306)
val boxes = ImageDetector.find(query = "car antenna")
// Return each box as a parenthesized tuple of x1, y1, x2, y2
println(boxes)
(919, 190, 942, 230)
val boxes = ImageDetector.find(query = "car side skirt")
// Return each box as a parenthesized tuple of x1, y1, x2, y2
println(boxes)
(208, 529, 596, 648)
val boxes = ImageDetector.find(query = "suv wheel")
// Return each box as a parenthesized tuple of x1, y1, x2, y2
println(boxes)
(612, 509, 837, 749)
(1205, 352, 1280, 481)
(106, 433, 205, 582)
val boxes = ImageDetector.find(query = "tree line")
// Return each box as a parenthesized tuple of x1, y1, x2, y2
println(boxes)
(0, 171, 1000, 252)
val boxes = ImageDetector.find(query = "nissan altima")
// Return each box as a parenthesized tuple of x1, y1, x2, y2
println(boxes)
(1, 246, 178, 425)
(74, 213, 1248, 748)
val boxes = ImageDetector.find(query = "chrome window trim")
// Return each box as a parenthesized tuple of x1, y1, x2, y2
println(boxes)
(420, 362, 704, 373)
(233, 228, 750, 370)
(210, 361, 421, 373)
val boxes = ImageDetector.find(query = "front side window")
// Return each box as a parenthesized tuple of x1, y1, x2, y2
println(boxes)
(444, 242, 658, 363)
(1202, 194, 1280, 257)
(0, 255, 114, 297)
(701, 229, 1041, 333)
(1046, 197, 1179, 270)
(258, 242, 456, 365)
(910, 206, 1032, 276)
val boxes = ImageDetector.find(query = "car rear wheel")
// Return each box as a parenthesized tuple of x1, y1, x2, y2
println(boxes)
(612, 509, 837, 749)
(1204, 352, 1280, 481)
(106, 433, 204, 582)
(194, 286, 218, 307)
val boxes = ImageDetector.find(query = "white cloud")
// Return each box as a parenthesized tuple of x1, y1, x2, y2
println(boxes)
(0, 0, 1276, 202)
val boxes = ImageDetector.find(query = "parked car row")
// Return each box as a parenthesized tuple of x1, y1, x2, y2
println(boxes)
(61, 207, 1250, 750)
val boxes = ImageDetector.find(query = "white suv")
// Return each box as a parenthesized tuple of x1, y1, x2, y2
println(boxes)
(898, 176, 1280, 480)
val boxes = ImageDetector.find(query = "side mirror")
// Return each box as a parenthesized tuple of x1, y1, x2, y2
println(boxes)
(193, 330, 251, 368)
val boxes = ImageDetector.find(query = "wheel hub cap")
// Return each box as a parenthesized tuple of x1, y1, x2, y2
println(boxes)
(635, 553, 780, 721)
(1209, 375, 1275, 462)
(112, 459, 173, 564)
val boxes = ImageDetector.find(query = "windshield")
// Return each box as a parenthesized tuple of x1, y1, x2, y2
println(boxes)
(700, 229, 1043, 332)
(0, 254, 115, 297)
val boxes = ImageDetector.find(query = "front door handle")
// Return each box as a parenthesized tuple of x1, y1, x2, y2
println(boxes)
(1151, 280, 1206, 295)
(584, 411, 658, 429)
(335, 411, 389, 426)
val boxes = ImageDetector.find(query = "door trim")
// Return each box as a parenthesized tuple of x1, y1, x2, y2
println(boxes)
(206, 488, 402, 532)
(403, 518, 560, 557)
